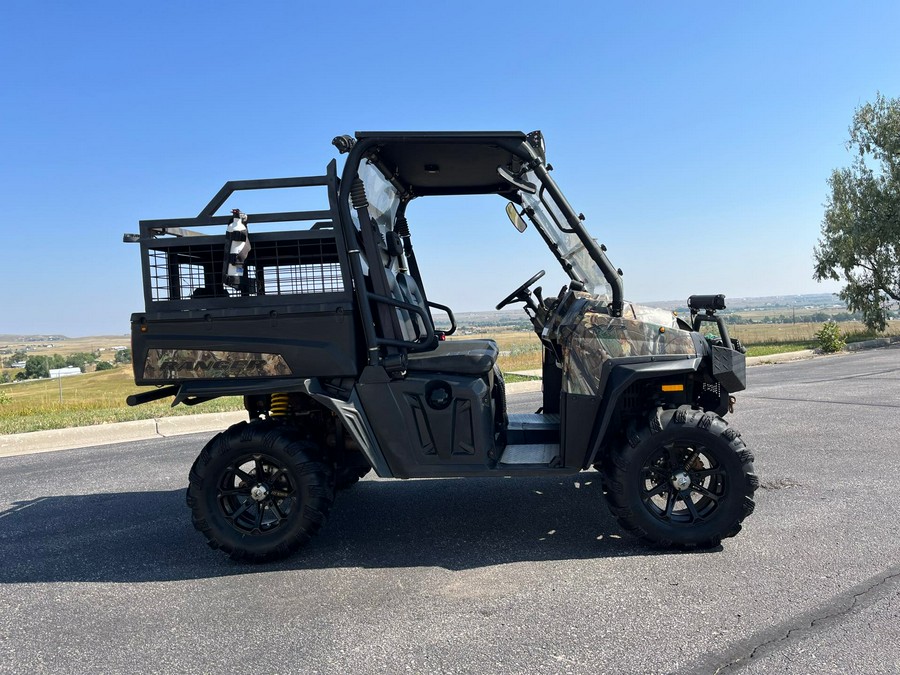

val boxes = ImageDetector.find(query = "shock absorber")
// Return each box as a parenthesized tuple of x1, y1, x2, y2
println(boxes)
(269, 392, 290, 417)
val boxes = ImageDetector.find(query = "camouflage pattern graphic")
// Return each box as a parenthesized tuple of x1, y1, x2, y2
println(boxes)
(558, 295, 697, 396)
(143, 350, 292, 380)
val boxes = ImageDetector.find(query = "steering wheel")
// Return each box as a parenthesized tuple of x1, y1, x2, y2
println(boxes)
(495, 270, 546, 310)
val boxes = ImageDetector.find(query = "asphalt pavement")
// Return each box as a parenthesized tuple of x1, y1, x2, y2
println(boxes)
(1, 347, 899, 674)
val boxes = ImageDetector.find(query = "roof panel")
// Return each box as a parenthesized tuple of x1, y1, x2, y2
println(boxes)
(352, 132, 532, 196)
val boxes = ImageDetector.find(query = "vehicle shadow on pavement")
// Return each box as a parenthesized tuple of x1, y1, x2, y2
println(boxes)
(0, 476, 715, 584)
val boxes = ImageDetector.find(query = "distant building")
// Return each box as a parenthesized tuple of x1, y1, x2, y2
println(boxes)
(11, 361, 26, 369)
(49, 367, 81, 379)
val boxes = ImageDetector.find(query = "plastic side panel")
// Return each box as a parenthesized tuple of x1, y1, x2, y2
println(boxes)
(556, 296, 696, 397)
(356, 373, 494, 478)
(132, 310, 359, 384)
(561, 392, 602, 469)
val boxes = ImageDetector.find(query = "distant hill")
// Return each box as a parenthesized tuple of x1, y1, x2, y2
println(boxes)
(0, 335, 129, 358)
(644, 293, 843, 313)
(0, 334, 69, 342)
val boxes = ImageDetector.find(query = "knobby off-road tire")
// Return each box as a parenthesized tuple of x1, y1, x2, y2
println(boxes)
(186, 421, 334, 562)
(605, 406, 758, 549)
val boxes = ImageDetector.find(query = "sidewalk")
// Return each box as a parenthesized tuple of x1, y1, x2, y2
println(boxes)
(3, 342, 895, 459)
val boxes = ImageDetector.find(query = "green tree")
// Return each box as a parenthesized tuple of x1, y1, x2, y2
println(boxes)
(814, 93, 900, 331)
(66, 352, 97, 371)
(95, 361, 114, 371)
(115, 348, 132, 364)
(24, 356, 49, 379)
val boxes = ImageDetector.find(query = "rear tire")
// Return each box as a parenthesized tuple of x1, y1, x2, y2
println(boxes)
(186, 421, 334, 562)
(605, 406, 757, 548)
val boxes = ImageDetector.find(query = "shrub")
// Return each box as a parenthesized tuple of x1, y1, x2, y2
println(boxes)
(95, 361, 115, 371)
(816, 320, 846, 353)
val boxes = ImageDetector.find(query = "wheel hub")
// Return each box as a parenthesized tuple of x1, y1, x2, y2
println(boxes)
(250, 484, 269, 502)
(670, 471, 691, 492)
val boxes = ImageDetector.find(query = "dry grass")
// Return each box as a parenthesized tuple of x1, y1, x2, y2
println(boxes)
(729, 320, 900, 345)
(0, 367, 243, 435)
(450, 331, 544, 372)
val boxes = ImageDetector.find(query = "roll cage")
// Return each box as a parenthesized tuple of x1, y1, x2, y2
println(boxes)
(334, 132, 625, 362)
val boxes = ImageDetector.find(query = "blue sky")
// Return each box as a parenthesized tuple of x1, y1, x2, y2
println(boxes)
(2, 1, 898, 335)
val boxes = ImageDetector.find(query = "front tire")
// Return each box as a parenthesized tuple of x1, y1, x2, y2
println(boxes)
(605, 406, 757, 548)
(186, 421, 334, 562)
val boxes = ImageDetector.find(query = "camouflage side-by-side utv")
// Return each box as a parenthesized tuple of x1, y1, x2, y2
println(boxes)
(125, 131, 757, 561)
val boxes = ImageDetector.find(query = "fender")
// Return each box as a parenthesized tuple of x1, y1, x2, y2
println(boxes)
(584, 357, 703, 468)
(303, 379, 394, 479)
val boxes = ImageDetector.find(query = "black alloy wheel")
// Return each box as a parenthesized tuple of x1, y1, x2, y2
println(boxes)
(217, 453, 297, 534)
(640, 440, 726, 525)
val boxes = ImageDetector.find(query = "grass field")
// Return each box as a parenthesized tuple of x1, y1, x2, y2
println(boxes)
(730, 320, 900, 345)
(0, 367, 243, 435)
(3, 319, 897, 435)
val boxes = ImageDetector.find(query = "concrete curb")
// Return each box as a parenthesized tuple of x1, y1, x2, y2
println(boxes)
(505, 380, 542, 395)
(155, 411, 248, 438)
(844, 335, 900, 351)
(745, 349, 817, 366)
(0, 411, 247, 459)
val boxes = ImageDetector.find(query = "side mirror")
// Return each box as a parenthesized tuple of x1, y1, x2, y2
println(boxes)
(506, 202, 528, 233)
(497, 166, 537, 194)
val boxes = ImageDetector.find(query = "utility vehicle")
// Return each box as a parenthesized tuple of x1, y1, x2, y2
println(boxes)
(125, 131, 757, 561)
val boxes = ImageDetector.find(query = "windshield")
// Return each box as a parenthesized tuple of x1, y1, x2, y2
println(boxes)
(518, 171, 612, 300)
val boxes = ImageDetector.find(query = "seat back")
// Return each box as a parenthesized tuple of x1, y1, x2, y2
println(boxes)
(395, 271, 431, 339)
(385, 269, 425, 342)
